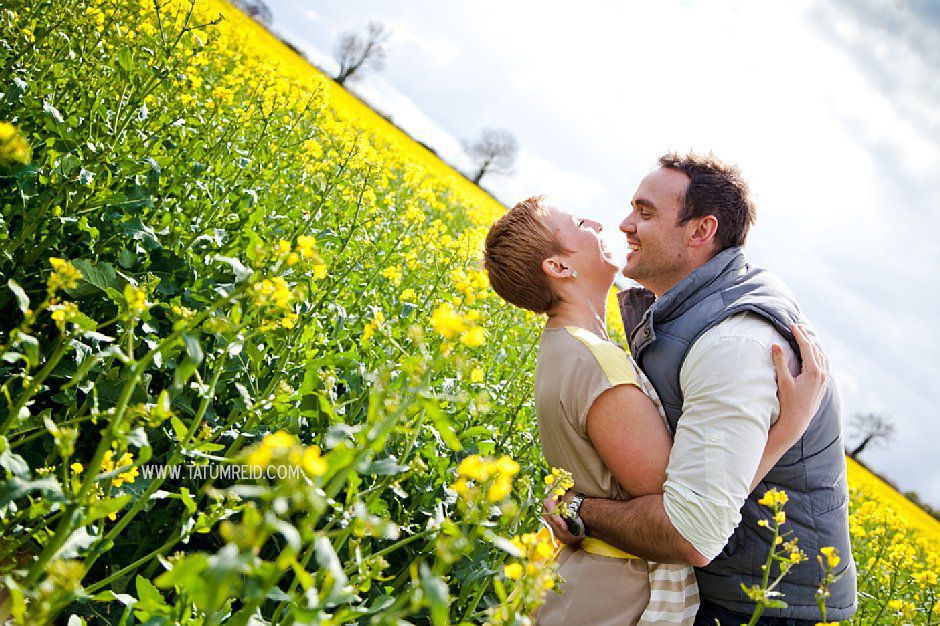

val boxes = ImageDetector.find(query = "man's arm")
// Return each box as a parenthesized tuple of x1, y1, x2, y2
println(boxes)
(577, 495, 710, 566)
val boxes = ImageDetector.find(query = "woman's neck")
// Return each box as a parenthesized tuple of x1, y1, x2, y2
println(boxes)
(546, 298, 609, 340)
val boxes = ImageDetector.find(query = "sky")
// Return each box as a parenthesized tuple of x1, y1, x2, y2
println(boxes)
(260, 0, 940, 507)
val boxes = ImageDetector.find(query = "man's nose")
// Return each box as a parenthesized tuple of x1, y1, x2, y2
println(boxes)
(619, 217, 635, 234)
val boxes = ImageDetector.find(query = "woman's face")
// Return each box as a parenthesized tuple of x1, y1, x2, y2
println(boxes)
(545, 205, 620, 282)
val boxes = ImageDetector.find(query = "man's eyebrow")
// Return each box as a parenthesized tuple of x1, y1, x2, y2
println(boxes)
(632, 197, 658, 211)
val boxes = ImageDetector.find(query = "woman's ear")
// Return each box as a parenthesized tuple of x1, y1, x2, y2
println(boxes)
(689, 215, 719, 249)
(542, 256, 569, 279)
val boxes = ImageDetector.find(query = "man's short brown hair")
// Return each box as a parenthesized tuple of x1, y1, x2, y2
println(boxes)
(659, 152, 756, 252)
(483, 196, 569, 313)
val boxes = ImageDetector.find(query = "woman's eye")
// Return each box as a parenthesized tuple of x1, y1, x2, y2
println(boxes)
(577, 219, 585, 227)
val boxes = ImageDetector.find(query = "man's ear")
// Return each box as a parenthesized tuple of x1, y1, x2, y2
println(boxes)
(542, 256, 570, 279)
(688, 215, 719, 249)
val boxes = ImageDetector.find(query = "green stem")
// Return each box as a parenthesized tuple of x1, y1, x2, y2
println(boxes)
(1, 338, 70, 436)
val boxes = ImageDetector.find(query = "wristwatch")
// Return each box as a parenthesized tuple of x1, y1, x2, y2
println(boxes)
(561, 493, 586, 539)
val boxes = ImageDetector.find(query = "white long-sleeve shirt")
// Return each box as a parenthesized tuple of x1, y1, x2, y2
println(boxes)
(661, 312, 799, 561)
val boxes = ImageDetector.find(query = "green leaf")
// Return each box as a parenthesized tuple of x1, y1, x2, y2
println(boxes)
(179, 486, 197, 514)
(68, 259, 122, 297)
(155, 553, 209, 590)
(135, 575, 169, 614)
(182, 333, 203, 366)
(212, 255, 252, 282)
(425, 400, 462, 451)
(366, 457, 409, 476)
(7, 279, 29, 315)
(91, 590, 137, 607)
(315, 536, 350, 605)
(169, 416, 187, 443)
(0, 476, 63, 507)
(174, 358, 198, 388)
(419, 562, 450, 626)
(43, 100, 65, 124)
(119, 217, 161, 250)
(85, 494, 132, 524)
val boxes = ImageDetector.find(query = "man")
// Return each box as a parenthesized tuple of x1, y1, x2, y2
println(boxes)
(543, 153, 857, 625)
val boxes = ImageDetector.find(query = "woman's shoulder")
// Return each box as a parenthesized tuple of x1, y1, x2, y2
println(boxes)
(554, 326, 636, 388)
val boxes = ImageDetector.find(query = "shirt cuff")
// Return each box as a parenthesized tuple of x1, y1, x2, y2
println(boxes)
(663, 481, 740, 562)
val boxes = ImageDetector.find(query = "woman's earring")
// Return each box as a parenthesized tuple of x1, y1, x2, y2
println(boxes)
(570, 269, 579, 278)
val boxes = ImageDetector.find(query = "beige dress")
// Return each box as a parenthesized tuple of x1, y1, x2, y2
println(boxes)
(534, 326, 699, 626)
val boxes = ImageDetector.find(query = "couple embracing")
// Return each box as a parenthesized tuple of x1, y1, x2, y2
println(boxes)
(483, 153, 857, 625)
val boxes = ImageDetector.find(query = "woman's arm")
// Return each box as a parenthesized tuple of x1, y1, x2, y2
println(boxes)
(585, 383, 671, 497)
(750, 323, 828, 491)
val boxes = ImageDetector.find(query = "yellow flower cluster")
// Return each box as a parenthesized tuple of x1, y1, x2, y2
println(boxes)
(49, 302, 81, 332)
(362, 309, 385, 343)
(0, 121, 31, 166)
(757, 488, 789, 508)
(430, 303, 485, 347)
(123, 283, 149, 316)
(47, 258, 83, 295)
(251, 276, 297, 330)
(452, 454, 520, 503)
(818, 546, 840, 569)
(543, 467, 575, 501)
(381, 265, 404, 285)
(100, 450, 139, 488)
(245, 430, 328, 478)
(449, 268, 490, 305)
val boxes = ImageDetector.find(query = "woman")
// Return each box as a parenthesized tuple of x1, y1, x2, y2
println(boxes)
(482, 196, 827, 625)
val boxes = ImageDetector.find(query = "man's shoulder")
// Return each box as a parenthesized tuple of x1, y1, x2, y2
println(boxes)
(696, 311, 788, 348)
(682, 312, 796, 377)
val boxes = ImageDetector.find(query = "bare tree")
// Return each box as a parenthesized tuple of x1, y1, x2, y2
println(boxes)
(334, 21, 390, 86)
(847, 411, 896, 458)
(231, 0, 273, 25)
(464, 128, 519, 185)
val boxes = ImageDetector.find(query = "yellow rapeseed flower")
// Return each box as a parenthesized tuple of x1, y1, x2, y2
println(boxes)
(495, 456, 520, 478)
(48, 258, 83, 293)
(430, 303, 466, 339)
(457, 455, 490, 482)
(302, 445, 327, 477)
(503, 562, 523, 580)
(0, 121, 31, 166)
(470, 367, 485, 383)
(460, 326, 485, 347)
(758, 488, 788, 508)
(124, 283, 148, 315)
(50, 301, 80, 332)
(296, 235, 317, 259)
(70, 462, 84, 475)
(487, 474, 512, 502)
(263, 430, 296, 450)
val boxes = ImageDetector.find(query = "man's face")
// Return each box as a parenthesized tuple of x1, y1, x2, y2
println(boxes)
(619, 167, 693, 295)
